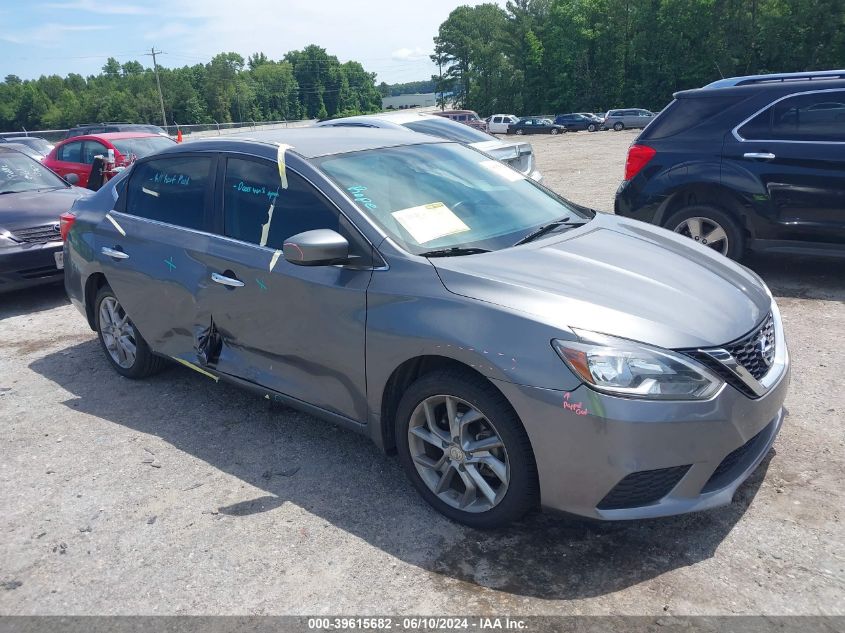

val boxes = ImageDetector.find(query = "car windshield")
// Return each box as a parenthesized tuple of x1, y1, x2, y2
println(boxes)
(316, 142, 591, 255)
(402, 118, 494, 144)
(111, 136, 175, 160)
(0, 152, 67, 193)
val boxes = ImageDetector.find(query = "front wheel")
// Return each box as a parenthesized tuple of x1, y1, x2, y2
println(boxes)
(515, 128, 524, 135)
(613, 122, 624, 131)
(395, 370, 539, 528)
(666, 205, 745, 260)
(95, 285, 166, 378)
(550, 128, 559, 135)
(587, 123, 597, 132)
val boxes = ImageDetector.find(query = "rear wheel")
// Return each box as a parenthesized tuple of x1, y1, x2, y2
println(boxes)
(515, 128, 524, 135)
(395, 370, 538, 528)
(95, 285, 166, 378)
(666, 205, 745, 260)
(613, 122, 624, 131)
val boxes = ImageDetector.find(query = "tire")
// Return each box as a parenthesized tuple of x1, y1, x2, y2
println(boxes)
(613, 122, 624, 131)
(94, 284, 167, 378)
(395, 369, 539, 529)
(515, 129, 524, 135)
(550, 128, 559, 135)
(587, 123, 597, 132)
(665, 204, 745, 260)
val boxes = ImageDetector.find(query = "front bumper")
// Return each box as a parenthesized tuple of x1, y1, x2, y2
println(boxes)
(0, 240, 64, 293)
(493, 355, 790, 520)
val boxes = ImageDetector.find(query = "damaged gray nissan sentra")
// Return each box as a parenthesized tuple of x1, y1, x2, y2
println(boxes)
(62, 128, 789, 528)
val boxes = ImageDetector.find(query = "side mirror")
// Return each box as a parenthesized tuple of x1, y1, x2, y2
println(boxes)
(65, 173, 79, 185)
(283, 229, 349, 266)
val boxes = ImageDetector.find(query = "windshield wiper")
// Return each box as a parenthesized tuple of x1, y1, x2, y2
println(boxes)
(419, 247, 491, 258)
(0, 191, 21, 195)
(513, 216, 584, 246)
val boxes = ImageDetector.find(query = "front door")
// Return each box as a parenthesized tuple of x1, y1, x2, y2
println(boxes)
(97, 153, 217, 359)
(724, 89, 845, 245)
(52, 140, 91, 187)
(195, 154, 373, 422)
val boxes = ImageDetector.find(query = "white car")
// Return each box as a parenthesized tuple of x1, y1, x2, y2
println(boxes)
(488, 114, 519, 134)
(316, 112, 541, 181)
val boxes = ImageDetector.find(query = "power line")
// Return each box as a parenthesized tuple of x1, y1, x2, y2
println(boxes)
(144, 47, 167, 126)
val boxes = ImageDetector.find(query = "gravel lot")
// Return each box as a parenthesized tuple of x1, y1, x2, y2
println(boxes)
(1, 130, 843, 616)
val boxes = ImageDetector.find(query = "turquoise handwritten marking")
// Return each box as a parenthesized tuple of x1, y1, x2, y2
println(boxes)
(164, 257, 176, 271)
(152, 172, 191, 186)
(233, 181, 279, 202)
(347, 185, 377, 210)
(256, 278, 267, 291)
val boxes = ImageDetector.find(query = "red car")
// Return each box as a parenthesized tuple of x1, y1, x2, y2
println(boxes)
(44, 132, 176, 188)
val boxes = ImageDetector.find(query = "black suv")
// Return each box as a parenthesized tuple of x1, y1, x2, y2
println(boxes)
(615, 70, 845, 260)
(66, 123, 167, 139)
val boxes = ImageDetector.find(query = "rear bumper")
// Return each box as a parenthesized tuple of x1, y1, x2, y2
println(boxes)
(0, 241, 64, 293)
(493, 354, 789, 520)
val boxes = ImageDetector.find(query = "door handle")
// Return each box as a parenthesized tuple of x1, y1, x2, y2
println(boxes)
(101, 246, 129, 260)
(211, 272, 244, 288)
(743, 152, 776, 160)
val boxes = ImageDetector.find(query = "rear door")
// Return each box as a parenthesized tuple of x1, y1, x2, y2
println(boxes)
(724, 88, 845, 245)
(51, 140, 90, 186)
(98, 153, 217, 359)
(195, 154, 373, 421)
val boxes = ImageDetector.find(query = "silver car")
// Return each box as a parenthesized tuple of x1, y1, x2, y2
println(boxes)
(64, 128, 789, 528)
(603, 108, 656, 131)
(315, 111, 541, 182)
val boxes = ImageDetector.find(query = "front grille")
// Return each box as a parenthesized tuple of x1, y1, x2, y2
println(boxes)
(683, 312, 775, 399)
(11, 224, 62, 244)
(597, 465, 691, 510)
(725, 313, 775, 381)
(702, 420, 773, 493)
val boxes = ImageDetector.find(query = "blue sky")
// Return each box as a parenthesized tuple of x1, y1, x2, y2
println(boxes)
(0, 0, 490, 84)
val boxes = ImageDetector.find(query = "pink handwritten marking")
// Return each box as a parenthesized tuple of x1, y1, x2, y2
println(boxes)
(562, 392, 589, 416)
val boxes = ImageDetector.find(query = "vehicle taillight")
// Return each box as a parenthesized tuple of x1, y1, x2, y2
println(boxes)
(59, 212, 76, 241)
(624, 144, 656, 180)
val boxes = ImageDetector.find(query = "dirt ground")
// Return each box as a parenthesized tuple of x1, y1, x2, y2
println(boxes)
(1, 130, 843, 616)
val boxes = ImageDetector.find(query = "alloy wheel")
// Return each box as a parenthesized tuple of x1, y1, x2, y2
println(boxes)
(673, 216, 730, 255)
(99, 296, 138, 369)
(407, 395, 510, 513)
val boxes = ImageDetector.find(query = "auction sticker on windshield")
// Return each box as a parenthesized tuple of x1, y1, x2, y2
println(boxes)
(391, 202, 470, 244)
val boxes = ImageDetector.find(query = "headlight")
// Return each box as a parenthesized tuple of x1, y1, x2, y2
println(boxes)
(0, 230, 20, 249)
(552, 331, 723, 400)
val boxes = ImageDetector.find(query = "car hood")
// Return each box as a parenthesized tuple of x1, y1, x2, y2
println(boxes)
(430, 213, 771, 349)
(471, 139, 535, 176)
(0, 187, 91, 232)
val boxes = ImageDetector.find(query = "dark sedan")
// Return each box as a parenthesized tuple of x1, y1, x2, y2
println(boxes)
(0, 147, 91, 292)
(554, 113, 601, 132)
(507, 117, 566, 135)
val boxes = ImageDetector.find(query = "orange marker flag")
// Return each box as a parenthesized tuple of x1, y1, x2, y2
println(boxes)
(176, 129, 183, 143)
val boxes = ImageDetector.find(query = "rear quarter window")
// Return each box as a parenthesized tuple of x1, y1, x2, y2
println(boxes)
(640, 96, 743, 140)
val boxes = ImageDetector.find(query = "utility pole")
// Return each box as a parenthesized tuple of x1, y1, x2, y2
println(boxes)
(145, 47, 167, 127)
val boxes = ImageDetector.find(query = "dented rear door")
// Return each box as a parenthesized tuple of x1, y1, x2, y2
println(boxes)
(98, 154, 217, 359)
(192, 154, 372, 422)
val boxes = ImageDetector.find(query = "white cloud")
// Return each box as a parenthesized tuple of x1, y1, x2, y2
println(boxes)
(391, 47, 431, 62)
(0, 23, 110, 45)
(42, 0, 150, 14)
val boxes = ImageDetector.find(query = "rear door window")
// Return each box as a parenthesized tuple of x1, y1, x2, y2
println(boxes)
(124, 155, 214, 231)
(770, 91, 845, 141)
(641, 96, 743, 139)
(739, 90, 845, 142)
(58, 141, 84, 163)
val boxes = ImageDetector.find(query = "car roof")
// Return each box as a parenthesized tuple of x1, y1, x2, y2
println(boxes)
(703, 69, 845, 89)
(157, 127, 443, 159)
(59, 132, 167, 143)
(322, 111, 441, 126)
(680, 75, 845, 98)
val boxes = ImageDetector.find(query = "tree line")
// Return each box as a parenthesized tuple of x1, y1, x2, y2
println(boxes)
(0, 45, 383, 132)
(432, 0, 845, 116)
